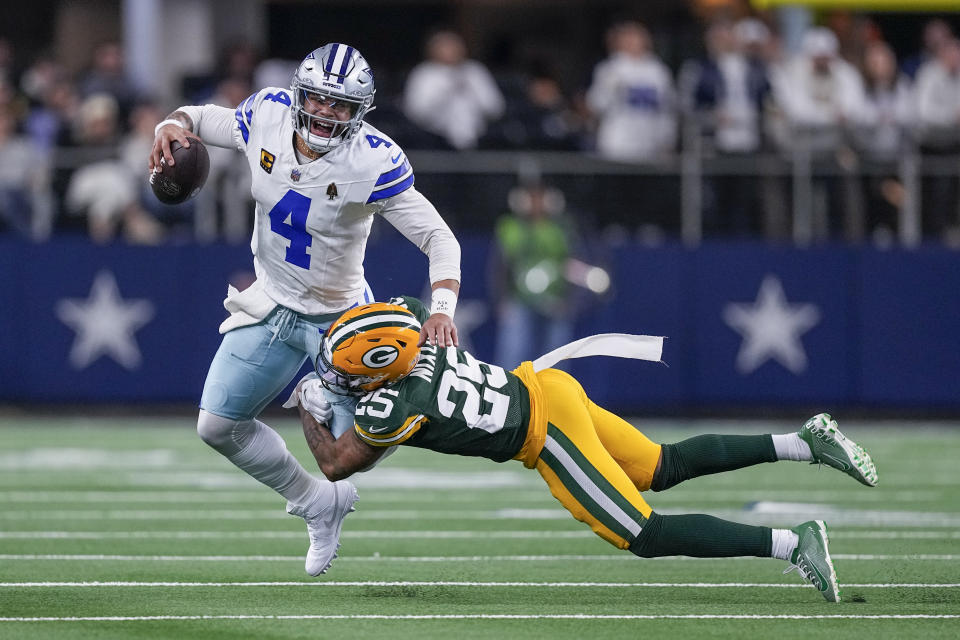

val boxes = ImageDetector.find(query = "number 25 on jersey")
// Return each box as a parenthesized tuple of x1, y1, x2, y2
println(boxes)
(438, 350, 510, 434)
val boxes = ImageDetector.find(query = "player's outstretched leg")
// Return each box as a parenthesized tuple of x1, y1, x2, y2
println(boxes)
(783, 520, 840, 602)
(650, 414, 878, 491)
(650, 433, 778, 491)
(794, 413, 878, 486)
(287, 479, 358, 576)
(628, 512, 841, 602)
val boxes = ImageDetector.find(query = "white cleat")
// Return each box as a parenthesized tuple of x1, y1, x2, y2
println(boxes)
(287, 480, 358, 576)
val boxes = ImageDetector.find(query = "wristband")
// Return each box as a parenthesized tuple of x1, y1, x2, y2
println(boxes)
(154, 118, 185, 137)
(430, 287, 458, 318)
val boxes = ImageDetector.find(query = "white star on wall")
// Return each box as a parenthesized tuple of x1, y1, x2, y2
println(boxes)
(56, 271, 156, 370)
(722, 275, 821, 375)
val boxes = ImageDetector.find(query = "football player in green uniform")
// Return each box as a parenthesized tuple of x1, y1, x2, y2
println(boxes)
(293, 296, 878, 602)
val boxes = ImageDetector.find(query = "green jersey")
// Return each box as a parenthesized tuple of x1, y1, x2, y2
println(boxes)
(353, 296, 531, 462)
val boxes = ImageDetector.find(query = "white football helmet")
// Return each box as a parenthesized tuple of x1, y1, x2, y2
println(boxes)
(291, 43, 376, 152)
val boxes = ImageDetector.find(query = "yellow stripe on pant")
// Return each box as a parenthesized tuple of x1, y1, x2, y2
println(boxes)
(531, 368, 662, 549)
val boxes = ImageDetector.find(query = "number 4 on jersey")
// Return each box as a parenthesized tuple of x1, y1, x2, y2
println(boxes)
(365, 134, 392, 149)
(268, 190, 312, 269)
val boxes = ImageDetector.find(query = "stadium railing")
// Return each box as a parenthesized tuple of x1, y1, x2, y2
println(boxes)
(17, 134, 960, 246)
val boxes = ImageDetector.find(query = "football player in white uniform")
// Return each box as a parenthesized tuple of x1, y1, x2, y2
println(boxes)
(148, 43, 462, 576)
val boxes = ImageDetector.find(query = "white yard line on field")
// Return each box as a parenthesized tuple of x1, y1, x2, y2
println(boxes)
(0, 489, 944, 503)
(1, 581, 958, 588)
(0, 467, 537, 490)
(2, 529, 959, 540)
(0, 553, 957, 562)
(1, 614, 958, 622)
(0, 530, 592, 540)
(0, 491, 548, 504)
(829, 530, 960, 539)
(0, 491, 284, 504)
(4, 507, 960, 528)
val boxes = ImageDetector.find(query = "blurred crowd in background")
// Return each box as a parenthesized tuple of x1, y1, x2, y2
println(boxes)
(1, 9, 959, 246)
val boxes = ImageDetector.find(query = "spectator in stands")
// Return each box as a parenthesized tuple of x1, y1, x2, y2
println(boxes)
(772, 28, 868, 146)
(221, 40, 259, 87)
(192, 76, 254, 243)
(857, 42, 913, 159)
(0, 78, 13, 118)
(681, 19, 771, 235)
(491, 66, 584, 151)
(0, 106, 50, 238)
(902, 18, 953, 80)
(825, 11, 881, 68)
(121, 99, 196, 238)
(20, 54, 56, 105)
(0, 42, 27, 127)
(491, 181, 579, 368)
(586, 20, 677, 162)
(403, 29, 505, 150)
(183, 40, 261, 105)
(79, 41, 140, 123)
(852, 41, 915, 238)
(914, 37, 960, 238)
(64, 93, 163, 244)
(734, 18, 792, 240)
(0, 38, 14, 91)
(254, 58, 298, 95)
(22, 63, 76, 155)
(770, 27, 869, 240)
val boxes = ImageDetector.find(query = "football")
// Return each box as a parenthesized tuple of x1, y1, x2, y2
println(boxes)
(150, 138, 210, 205)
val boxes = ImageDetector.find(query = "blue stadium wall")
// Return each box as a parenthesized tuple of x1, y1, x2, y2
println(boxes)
(2, 232, 958, 412)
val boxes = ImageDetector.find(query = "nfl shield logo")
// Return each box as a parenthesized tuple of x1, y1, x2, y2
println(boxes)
(290, 168, 301, 182)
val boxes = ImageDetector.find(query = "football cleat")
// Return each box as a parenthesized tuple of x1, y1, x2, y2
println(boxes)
(798, 413, 878, 487)
(287, 480, 358, 576)
(784, 519, 840, 603)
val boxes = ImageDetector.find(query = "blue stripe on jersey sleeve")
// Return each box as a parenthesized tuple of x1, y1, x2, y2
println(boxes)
(367, 174, 415, 203)
(235, 107, 250, 144)
(374, 159, 411, 187)
(242, 93, 256, 123)
(234, 92, 257, 144)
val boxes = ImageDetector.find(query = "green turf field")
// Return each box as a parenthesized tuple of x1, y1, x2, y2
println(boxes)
(1, 416, 958, 639)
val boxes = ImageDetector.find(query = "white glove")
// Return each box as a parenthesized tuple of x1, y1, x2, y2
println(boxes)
(282, 373, 332, 425)
(299, 378, 332, 425)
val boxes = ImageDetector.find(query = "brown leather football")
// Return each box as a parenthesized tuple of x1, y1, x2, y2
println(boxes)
(150, 138, 210, 205)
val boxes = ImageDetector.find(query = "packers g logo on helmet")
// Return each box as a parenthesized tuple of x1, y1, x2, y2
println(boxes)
(317, 302, 421, 395)
(361, 345, 400, 368)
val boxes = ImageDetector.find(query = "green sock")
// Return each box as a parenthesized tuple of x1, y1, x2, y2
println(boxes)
(651, 434, 777, 491)
(629, 512, 773, 558)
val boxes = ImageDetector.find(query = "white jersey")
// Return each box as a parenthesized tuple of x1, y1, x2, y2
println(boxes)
(586, 53, 677, 161)
(181, 87, 460, 321)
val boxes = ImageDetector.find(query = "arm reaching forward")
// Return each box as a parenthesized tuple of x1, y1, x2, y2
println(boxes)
(299, 403, 384, 481)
